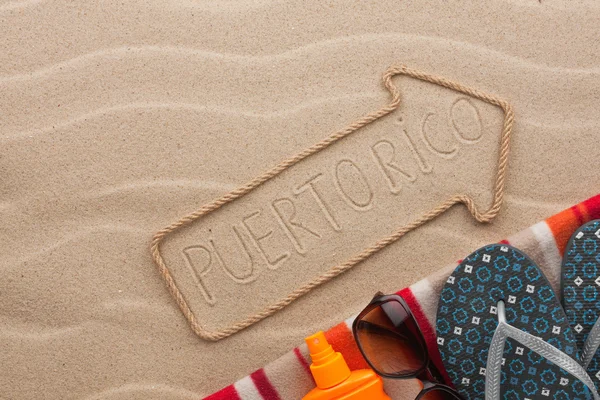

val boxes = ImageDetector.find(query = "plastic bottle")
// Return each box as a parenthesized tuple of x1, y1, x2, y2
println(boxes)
(302, 331, 391, 400)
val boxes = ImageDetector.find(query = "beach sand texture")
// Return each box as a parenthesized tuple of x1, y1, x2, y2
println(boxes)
(1, 0, 600, 398)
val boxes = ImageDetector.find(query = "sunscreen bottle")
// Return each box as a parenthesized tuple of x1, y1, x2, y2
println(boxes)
(302, 331, 391, 400)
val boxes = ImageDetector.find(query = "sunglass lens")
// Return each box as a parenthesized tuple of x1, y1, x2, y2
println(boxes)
(419, 388, 462, 400)
(417, 387, 462, 400)
(355, 299, 427, 376)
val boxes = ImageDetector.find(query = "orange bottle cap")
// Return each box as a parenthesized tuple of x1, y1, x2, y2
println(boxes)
(305, 331, 351, 389)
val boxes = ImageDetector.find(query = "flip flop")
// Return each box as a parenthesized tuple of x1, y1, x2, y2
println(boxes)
(436, 244, 598, 400)
(562, 220, 600, 387)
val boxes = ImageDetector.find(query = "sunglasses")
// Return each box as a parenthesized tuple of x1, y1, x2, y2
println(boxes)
(352, 293, 462, 400)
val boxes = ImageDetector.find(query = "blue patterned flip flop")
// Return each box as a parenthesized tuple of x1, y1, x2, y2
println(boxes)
(436, 244, 597, 400)
(562, 220, 600, 387)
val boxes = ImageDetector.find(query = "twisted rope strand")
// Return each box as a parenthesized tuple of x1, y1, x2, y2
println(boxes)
(150, 65, 515, 341)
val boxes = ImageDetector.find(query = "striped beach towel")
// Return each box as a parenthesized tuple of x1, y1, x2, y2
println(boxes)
(206, 194, 600, 400)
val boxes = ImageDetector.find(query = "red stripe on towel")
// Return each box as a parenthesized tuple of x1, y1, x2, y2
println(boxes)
(294, 347, 312, 377)
(399, 287, 453, 387)
(203, 384, 241, 400)
(572, 204, 585, 226)
(583, 194, 600, 220)
(251, 369, 281, 400)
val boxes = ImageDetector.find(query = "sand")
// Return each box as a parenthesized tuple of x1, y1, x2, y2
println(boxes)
(1, 0, 600, 398)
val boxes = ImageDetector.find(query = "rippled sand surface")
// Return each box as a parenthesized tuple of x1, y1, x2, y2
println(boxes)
(1, 0, 599, 398)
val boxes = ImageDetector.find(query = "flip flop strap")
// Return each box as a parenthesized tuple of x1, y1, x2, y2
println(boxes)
(485, 302, 600, 400)
(583, 317, 600, 369)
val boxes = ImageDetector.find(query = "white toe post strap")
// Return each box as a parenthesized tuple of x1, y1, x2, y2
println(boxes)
(485, 301, 600, 400)
(583, 317, 600, 369)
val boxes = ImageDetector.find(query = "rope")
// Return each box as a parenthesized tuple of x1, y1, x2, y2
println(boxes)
(150, 65, 515, 341)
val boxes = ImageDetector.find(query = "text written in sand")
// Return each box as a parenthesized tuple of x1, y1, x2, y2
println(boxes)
(180, 97, 486, 305)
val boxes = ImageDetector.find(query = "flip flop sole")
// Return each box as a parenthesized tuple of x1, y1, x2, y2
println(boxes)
(562, 220, 600, 386)
(436, 244, 589, 400)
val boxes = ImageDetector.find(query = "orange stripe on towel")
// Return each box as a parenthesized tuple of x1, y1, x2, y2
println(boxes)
(546, 207, 582, 255)
(324, 322, 369, 370)
(546, 194, 600, 255)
